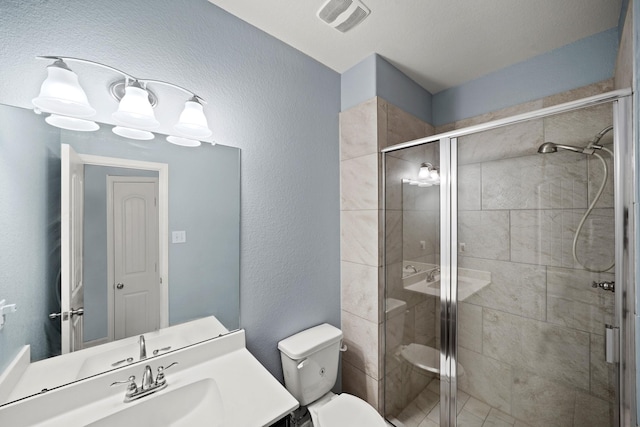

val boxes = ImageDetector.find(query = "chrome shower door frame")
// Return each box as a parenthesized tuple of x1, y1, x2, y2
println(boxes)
(382, 89, 635, 427)
(613, 95, 636, 427)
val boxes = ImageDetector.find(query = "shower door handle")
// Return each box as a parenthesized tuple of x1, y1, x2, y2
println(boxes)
(605, 324, 619, 364)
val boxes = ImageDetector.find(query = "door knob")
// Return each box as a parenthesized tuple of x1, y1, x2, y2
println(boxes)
(70, 307, 84, 317)
(116, 283, 125, 290)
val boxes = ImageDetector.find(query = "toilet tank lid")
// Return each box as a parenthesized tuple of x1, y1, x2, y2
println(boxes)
(278, 323, 343, 360)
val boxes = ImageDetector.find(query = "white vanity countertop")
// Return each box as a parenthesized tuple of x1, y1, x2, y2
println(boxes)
(4, 315, 229, 403)
(0, 330, 298, 427)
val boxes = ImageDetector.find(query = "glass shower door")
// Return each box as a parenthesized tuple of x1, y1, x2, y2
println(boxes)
(452, 102, 617, 427)
(384, 142, 443, 426)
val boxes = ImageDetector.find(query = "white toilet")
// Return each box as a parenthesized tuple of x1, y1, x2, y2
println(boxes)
(278, 323, 387, 427)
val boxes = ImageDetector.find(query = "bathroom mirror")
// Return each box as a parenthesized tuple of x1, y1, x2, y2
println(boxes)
(0, 103, 240, 404)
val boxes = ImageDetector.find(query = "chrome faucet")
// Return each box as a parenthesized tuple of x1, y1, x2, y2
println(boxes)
(404, 264, 418, 274)
(141, 365, 154, 390)
(139, 335, 147, 359)
(426, 267, 440, 282)
(111, 362, 178, 403)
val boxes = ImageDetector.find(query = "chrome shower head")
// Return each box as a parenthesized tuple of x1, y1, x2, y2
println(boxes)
(537, 142, 591, 155)
(537, 142, 558, 154)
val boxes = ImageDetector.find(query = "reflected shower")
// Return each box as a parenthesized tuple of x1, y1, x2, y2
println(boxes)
(537, 125, 614, 273)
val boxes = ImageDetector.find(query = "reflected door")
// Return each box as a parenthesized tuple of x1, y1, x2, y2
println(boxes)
(109, 177, 160, 339)
(61, 144, 85, 353)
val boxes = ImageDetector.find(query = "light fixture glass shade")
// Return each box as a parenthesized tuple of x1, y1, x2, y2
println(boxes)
(45, 114, 99, 132)
(112, 126, 155, 140)
(418, 164, 431, 179)
(166, 135, 201, 147)
(32, 62, 95, 117)
(112, 84, 160, 129)
(173, 99, 212, 139)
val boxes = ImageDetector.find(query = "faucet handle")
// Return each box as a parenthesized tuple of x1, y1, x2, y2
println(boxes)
(110, 375, 138, 396)
(155, 362, 178, 386)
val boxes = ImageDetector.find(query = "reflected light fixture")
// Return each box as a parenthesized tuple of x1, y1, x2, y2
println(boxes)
(33, 56, 214, 147)
(418, 163, 440, 185)
(166, 135, 201, 147)
(403, 163, 441, 187)
(32, 59, 95, 117)
(45, 114, 99, 132)
(112, 126, 155, 141)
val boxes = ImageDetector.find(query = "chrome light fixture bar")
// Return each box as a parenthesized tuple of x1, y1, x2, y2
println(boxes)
(33, 56, 213, 147)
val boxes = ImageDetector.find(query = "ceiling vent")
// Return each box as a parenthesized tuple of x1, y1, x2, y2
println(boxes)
(317, 0, 370, 33)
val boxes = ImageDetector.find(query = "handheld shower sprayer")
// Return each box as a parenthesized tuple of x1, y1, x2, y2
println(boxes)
(537, 142, 594, 155)
(537, 125, 614, 273)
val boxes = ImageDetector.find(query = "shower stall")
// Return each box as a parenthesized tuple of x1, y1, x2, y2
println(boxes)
(382, 90, 635, 427)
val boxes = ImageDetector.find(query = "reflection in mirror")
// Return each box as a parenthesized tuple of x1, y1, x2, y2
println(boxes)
(0, 103, 240, 405)
(398, 142, 441, 276)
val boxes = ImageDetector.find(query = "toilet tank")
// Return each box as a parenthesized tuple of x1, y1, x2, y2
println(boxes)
(278, 323, 343, 406)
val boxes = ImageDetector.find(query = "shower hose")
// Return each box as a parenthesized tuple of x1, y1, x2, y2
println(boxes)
(572, 146, 614, 273)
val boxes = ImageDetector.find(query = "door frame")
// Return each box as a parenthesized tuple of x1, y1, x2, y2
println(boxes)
(78, 153, 169, 344)
(381, 88, 635, 427)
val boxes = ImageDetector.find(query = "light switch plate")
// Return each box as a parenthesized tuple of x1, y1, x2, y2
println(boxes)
(172, 230, 187, 243)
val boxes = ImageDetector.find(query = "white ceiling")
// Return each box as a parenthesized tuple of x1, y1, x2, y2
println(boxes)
(207, 0, 622, 94)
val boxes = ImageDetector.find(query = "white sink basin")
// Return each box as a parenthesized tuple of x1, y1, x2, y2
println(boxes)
(404, 268, 492, 301)
(86, 378, 223, 427)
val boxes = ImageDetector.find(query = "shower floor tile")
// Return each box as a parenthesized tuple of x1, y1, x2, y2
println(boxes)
(392, 379, 534, 427)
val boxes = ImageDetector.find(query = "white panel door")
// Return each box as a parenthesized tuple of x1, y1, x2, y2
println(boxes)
(111, 178, 160, 339)
(61, 144, 85, 354)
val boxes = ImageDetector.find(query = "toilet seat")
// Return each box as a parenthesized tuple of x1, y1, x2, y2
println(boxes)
(315, 393, 387, 426)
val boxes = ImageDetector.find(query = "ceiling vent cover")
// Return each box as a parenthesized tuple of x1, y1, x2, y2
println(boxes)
(317, 0, 370, 33)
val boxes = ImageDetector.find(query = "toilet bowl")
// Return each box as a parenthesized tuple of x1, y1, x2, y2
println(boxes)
(278, 323, 387, 427)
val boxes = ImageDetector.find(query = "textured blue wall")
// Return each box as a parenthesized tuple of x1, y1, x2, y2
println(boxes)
(0, 105, 61, 371)
(341, 54, 378, 113)
(341, 54, 433, 123)
(0, 0, 341, 382)
(342, 30, 617, 128)
(432, 28, 619, 126)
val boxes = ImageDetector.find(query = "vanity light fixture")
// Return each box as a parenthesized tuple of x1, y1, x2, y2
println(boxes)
(33, 56, 214, 147)
(32, 59, 96, 117)
(112, 126, 155, 141)
(112, 80, 160, 129)
(45, 114, 100, 132)
(173, 96, 212, 139)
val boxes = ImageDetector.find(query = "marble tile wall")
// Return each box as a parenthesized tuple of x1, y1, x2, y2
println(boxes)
(339, 97, 433, 412)
(341, 79, 616, 423)
(453, 92, 616, 427)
